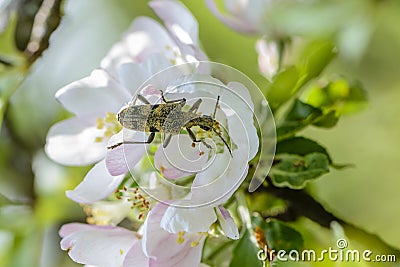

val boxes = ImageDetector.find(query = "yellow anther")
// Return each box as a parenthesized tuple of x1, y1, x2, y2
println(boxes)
(177, 236, 185, 244)
(94, 112, 122, 142)
(104, 130, 113, 138)
(177, 231, 185, 244)
(105, 112, 116, 123)
(170, 58, 177, 65)
(94, 137, 103, 143)
(191, 241, 199, 247)
(96, 118, 104, 129)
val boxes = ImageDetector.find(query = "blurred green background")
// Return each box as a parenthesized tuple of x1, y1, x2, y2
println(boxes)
(1, 0, 400, 266)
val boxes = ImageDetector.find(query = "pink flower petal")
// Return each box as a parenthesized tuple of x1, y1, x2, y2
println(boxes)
(149, 237, 205, 267)
(143, 203, 205, 266)
(106, 130, 148, 176)
(66, 160, 124, 204)
(256, 39, 279, 80)
(59, 223, 139, 267)
(123, 242, 149, 267)
(216, 206, 239, 239)
(45, 116, 107, 166)
(142, 203, 179, 259)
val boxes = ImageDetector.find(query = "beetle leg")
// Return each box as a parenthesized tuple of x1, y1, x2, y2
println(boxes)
(188, 99, 202, 113)
(137, 94, 151, 104)
(107, 132, 155, 149)
(186, 127, 212, 149)
(159, 90, 186, 106)
(162, 134, 172, 148)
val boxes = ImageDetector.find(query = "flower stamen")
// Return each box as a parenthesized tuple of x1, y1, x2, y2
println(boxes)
(114, 187, 151, 221)
(177, 231, 185, 244)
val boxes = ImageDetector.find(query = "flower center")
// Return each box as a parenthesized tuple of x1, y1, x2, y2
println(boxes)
(83, 200, 130, 226)
(115, 186, 151, 221)
(94, 112, 122, 143)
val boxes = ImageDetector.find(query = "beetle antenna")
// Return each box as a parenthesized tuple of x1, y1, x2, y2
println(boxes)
(212, 126, 232, 157)
(212, 95, 220, 119)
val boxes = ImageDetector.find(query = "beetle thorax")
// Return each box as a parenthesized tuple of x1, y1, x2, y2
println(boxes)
(184, 115, 215, 131)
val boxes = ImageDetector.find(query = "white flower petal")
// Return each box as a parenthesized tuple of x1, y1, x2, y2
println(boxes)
(124, 17, 178, 62)
(118, 54, 172, 95)
(87, 200, 132, 226)
(191, 150, 249, 206)
(149, 0, 199, 45)
(56, 69, 131, 117)
(160, 203, 217, 233)
(59, 223, 94, 237)
(216, 206, 239, 239)
(45, 116, 107, 166)
(154, 135, 208, 180)
(101, 41, 133, 77)
(205, 0, 259, 34)
(66, 160, 124, 204)
(106, 130, 148, 176)
(59, 223, 138, 267)
(225, 81, 259, 160)
(117, 62, 148, 95)
(154, 148, 190, 180)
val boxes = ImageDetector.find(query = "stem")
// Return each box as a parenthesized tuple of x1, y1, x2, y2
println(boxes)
(259, 177, 341, 228)
(0, 68, 26, 130)
(205, 240, 233, 262)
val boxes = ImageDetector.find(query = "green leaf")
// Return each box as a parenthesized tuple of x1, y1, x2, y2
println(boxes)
(276, 99, 322, 139)
(277, 136, 352, 170)
(312, 110, 339, 128)
(251, 216, 303, 255)
(267, 66, 299, 110)
(229, 229, 263, 267)
(277, 98, 344, 139)
(297, 41, 337, 87)
(276, 136, 333, 163)
(270, 153, 330, 189)
(302, 77, 368, 115)
(263, 219, 304, 252)
(285, 99, 322, 121)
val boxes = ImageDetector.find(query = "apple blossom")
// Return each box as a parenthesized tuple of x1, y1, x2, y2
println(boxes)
(60, 204, 207, 267)
(45, 0, 206, 204)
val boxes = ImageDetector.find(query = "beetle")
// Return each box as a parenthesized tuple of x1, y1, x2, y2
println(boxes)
(108, 90, 232, 156)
